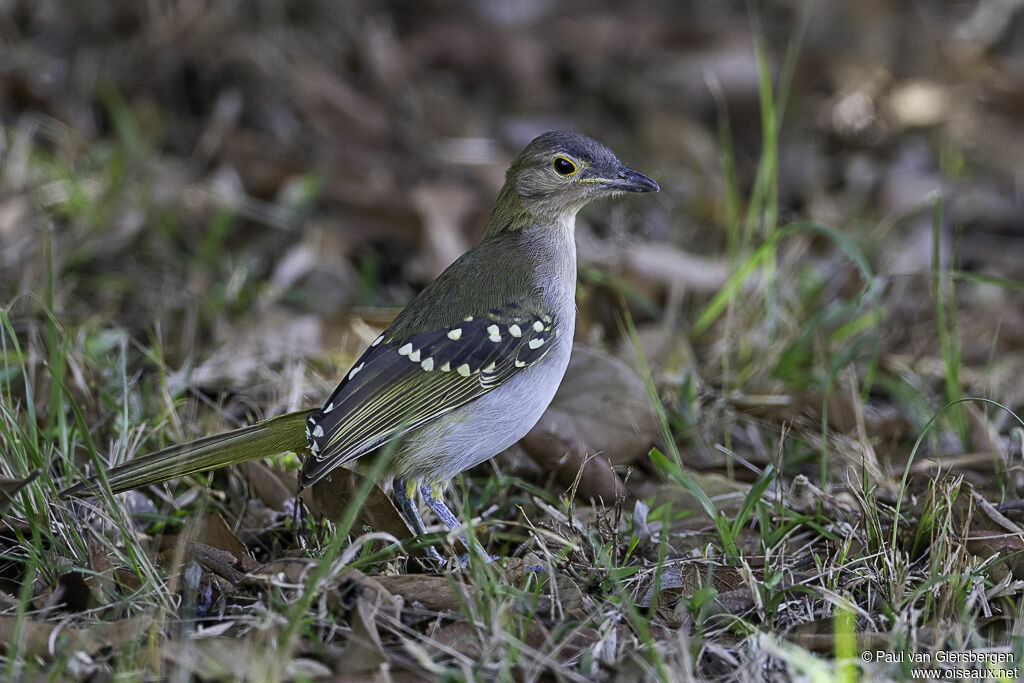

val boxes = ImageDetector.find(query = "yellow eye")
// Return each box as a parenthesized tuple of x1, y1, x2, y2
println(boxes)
(552, 156, 577, 176)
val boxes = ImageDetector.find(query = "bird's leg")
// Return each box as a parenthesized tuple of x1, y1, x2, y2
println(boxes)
(420, 483, 461, 531)
(392, 477, 443, 563)
(292, 484, 307, 549)
(420, 484, 496, 564)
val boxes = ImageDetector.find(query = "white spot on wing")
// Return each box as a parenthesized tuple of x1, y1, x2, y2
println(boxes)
(533, 320, 544, 332)
(409, 349, 421, 362)
(323, 402, 334, 413)
(421, 357, 434, 371)
(371, 335, 384, 347)
(483, 362, 495, 372)
(348, 363, 364, 379)
(312, 425, 324, 438)
(457, 364, 471, 377)
(529, 338, 544, 349)
(440, 361, 451, 372)
(515, 360, 526, 368)
(509, 324, 522, 337)
(448, 328, 462, 340)
(398, 343, 413, 356)
(487, 324, 501, 342)
(463, 315, 474, 322)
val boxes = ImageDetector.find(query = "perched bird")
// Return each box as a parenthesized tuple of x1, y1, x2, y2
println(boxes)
(63, 131, 659, 553)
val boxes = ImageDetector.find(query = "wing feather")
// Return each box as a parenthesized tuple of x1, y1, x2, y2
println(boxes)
(299, 305, 556, 486)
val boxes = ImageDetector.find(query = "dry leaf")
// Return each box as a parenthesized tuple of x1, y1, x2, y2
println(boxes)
(241, 461, 294, 511)
(197, 512, 259, 572)
(307, 468, 411, 542)
(373, 575, 468, 613)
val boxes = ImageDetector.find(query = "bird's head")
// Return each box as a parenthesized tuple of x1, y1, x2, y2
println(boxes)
(487, 131, 659, 233)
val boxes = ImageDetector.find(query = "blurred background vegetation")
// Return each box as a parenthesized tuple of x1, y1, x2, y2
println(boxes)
(5, 0, 1021, 382)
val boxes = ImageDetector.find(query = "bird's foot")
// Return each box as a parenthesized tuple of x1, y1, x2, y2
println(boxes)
(457, 552, 501, 565)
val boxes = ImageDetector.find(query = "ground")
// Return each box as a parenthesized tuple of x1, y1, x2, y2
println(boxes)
(2, 1, 1024, 681)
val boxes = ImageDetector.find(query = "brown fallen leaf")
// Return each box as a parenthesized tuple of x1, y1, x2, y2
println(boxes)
(114, 567, 144, 594)
(373, 575, 469, 613)
(557, 573, 593, 622)
(196, 511, 260, 573)
(240, 461, 294, 511)
(307, 468, 411, 542)
(640, 562, 810, 621)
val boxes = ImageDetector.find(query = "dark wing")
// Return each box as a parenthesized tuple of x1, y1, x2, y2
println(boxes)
(300, 305, 556, 486)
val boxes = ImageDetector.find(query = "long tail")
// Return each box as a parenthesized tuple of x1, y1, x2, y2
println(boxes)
(61, 409, 314, 497)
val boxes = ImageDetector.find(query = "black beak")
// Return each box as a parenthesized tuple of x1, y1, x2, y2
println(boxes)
(609, 166, 660, 193)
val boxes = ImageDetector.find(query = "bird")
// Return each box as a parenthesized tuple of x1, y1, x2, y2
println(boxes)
(62, 131, 659, 556)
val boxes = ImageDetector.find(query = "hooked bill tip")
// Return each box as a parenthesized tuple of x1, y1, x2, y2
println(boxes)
(612, 167, 659, 193)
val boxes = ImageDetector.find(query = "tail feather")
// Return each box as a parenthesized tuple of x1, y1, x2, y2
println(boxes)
(61, 409, 314, 497)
